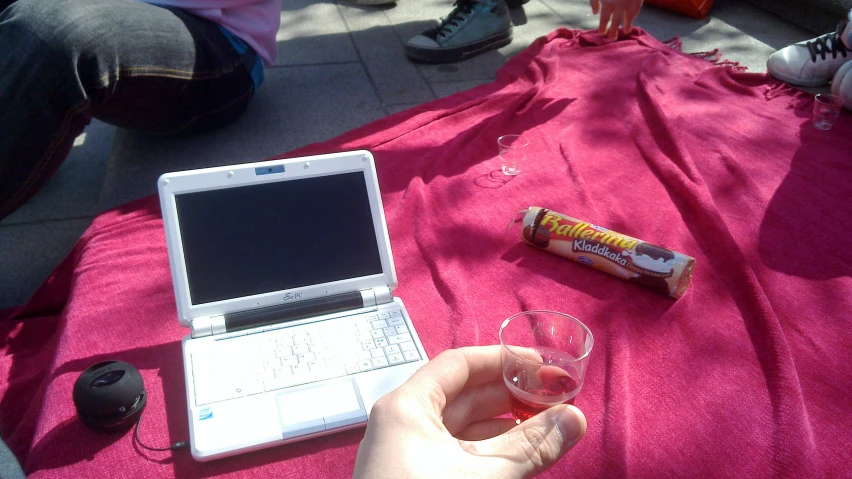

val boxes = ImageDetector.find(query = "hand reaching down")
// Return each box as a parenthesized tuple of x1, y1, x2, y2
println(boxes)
(590, 0, 644, 40)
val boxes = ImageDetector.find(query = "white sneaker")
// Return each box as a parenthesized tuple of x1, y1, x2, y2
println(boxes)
(831, 60, 852, 110)
(767, 13, 852, 87)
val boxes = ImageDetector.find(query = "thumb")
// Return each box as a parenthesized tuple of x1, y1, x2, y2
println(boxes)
(474, 405, 587, 479)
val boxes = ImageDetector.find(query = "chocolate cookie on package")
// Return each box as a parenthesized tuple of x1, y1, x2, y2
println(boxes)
(634, 242, 675, 262)
(523, 224, 551, 248)
(522, 206, 550, 248)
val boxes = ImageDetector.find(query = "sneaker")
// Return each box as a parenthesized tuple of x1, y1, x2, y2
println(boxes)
(767, 14, 852, 87)
(404, 0, 512, 63)
(831, 60, 852, 110)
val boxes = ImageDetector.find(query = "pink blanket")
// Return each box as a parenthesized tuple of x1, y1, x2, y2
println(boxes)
(2, 28, 851, 478)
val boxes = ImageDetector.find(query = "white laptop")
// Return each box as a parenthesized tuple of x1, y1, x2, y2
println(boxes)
(157, 150, 429, 461)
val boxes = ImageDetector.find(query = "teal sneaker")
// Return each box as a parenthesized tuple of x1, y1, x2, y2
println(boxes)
(405, 0, 512, 63)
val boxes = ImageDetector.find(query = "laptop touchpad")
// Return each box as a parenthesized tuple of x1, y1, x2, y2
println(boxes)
(275, 379, 367, 439)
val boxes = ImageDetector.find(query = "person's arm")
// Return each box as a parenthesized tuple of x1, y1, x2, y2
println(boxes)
(590, 0, 644, 40)
(352, 346, 587, 479)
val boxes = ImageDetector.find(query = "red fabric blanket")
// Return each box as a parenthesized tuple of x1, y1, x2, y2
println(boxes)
(2, 28, 851, 478)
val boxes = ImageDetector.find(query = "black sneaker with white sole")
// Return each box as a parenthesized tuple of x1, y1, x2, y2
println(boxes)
(405, 0, 512, 64)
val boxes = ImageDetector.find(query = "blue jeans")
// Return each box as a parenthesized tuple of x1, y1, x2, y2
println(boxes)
(0, 436, 23, 479)
(0, 0, 256, 220)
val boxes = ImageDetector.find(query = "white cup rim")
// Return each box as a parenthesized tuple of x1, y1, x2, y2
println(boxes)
(497, 134, 530, 148)
(498, 309, 594, 364)
(815, 93, 845, 107)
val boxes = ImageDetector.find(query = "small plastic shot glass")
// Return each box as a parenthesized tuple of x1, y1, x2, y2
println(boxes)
(499, 310, 594, 423)
(813, 93, 845, 130)
(498, 134, 529, 176)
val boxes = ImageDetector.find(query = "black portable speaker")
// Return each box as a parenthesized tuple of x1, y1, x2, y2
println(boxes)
(73, 360, 147, 433)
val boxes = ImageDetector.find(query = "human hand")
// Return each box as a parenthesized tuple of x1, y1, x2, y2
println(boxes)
(590, 0, 644, 40)
(352, 346, 587, 479)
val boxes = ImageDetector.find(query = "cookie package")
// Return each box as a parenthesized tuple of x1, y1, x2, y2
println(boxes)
(518, 206, 696, 299)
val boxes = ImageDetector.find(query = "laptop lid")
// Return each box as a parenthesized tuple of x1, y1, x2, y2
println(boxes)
(158, 150, 397, 328)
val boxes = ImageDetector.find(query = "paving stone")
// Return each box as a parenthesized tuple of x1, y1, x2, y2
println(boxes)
(745, 0, 852, 34)
(339, 3, 435, 105)
(0, 218, 93, 308)
(276, 0, 359, 65)
(431, 80, 493, 98)
(384, 102, 428, 114)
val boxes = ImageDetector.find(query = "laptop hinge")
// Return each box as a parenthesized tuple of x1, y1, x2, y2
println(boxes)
(366, 286, 393, 305)
(190, 315, 226, 338)
(191, 288, 394, 337)
(222, 290, 371, 334)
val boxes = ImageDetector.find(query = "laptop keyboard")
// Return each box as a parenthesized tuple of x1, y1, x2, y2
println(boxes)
(191, 309, 421, 406)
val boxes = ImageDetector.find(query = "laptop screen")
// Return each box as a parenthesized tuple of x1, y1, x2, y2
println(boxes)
(174, 171, 383, 306)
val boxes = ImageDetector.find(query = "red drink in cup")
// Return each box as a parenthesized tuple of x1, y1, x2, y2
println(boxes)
(505, 350, 581, 420)
(500, 312, 593, 423)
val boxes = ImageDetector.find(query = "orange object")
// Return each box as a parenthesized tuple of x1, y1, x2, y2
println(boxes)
(645, 0, 714, 18)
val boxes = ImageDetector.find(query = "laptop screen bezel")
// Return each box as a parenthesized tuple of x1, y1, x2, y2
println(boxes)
(158, 150, 397, 328)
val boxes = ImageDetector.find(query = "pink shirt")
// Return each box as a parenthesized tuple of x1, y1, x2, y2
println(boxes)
(141, 0, 281, 65)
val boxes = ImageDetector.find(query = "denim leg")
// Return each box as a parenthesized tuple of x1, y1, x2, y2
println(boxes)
(0, 436, 24, 479)
(0, 0, 255, 220)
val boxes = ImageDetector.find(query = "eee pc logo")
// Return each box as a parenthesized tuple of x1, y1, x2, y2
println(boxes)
(283, 292, 302, 302)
